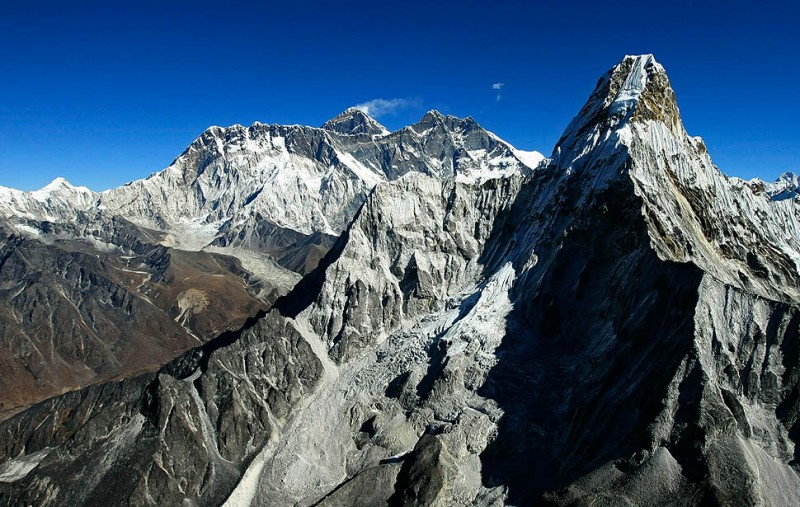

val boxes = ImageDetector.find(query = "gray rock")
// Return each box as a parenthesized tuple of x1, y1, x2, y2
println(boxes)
(2, 54, 800, 507)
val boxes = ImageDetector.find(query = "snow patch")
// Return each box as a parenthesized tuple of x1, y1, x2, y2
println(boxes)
(609, 54, 655, 118)
(12, 223, 42, 237)
(159, 219, 221, 251)
(512, 149, 546, 170)
(335, 151, 385, 188)
(0, 447, 53, 482)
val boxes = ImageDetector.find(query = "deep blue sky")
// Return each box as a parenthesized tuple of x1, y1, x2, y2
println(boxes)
(1, 0, 797, 190)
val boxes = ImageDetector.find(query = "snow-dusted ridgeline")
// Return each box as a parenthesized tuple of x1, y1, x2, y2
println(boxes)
(1, 110, 545, 254)
(1, 55, 800, 507)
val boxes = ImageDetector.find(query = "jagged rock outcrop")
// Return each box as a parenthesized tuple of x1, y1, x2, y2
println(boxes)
(289, 171, 523, 363)
(0, 309, 325, 505)
(1, 54, 799, 507)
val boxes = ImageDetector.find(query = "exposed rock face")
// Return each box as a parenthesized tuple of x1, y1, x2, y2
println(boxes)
(539, 54, 800, 506)
(0, 108, 538, 418)
(1, 54, 799, 507)
(94, 108, 539, 244)
(292, 172, 524, 363)
(0, 310, 325, 505)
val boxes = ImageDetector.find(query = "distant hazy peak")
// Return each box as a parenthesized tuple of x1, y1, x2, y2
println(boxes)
(409, 109, 482, 136)
(762, 171, 800, 201)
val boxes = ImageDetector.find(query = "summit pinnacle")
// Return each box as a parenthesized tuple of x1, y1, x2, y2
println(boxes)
(321, 107, 389, 136)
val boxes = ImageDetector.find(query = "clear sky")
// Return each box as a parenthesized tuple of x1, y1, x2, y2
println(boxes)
(0, 0, 797, 190)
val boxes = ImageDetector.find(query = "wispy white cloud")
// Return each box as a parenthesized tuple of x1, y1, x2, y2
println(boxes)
(492, 82, 504, 102)
(352, 97, 420, 118)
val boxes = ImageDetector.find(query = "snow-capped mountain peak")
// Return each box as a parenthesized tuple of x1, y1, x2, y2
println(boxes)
(608, 54, 659, 118)
(31, 177, 93, 201)
(5, 54, 800, 507)
(321, 107, 389, 136)
(0, 176, 96, 221)
(1, 108, 545, 252)
(553, 54, 681, 169)
(410, 109, 448, 133)
(763, 170, 800, 201)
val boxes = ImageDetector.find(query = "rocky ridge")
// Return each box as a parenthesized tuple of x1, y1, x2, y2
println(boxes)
(0, 108, 542, 419)
(0, 55, 799, 506)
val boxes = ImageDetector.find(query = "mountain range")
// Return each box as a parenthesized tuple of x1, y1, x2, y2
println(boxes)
(0, 54, 798, 506)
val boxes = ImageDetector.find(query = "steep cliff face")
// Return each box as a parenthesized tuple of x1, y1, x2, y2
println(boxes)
(291, 172, 524, 363)
(1, 55, 799, 507)
(539, 54, 800, 506)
